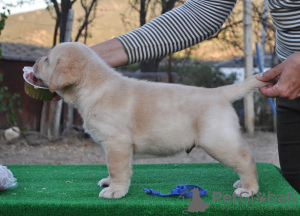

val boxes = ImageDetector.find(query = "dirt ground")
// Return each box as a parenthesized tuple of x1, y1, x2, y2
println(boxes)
(0, 130, 279, 167)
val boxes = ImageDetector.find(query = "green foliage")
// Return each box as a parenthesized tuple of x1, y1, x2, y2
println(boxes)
(0, 6, 9, 35)
(0, 6, 22, 127)
(0, 6, 10, 57)
(0, 73, 23, 127)
(118, 59, 237, 87)
(118, 63, 140, 72)
(159, 59, 238, 88)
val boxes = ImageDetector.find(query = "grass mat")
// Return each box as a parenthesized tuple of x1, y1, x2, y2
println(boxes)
(0, 163, 299, 215)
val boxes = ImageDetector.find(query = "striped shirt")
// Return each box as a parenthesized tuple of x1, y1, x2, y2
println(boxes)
(268, 0, 300, 62)
(117, 0, 300, 64)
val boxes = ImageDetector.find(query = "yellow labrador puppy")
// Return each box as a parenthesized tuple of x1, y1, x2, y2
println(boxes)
(33, 42, 269, 199)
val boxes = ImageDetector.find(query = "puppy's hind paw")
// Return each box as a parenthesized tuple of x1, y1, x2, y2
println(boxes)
(99, 186, 128, 199)
(98, 177, 111, 187)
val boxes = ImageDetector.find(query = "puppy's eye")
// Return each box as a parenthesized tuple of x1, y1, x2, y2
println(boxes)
(45, 58, 49, 63)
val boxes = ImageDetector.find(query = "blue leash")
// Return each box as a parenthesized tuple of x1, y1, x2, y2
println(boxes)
(143, 184, 207, 198)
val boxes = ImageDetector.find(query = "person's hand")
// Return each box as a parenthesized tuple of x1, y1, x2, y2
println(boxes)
(256, 52, 300, 100)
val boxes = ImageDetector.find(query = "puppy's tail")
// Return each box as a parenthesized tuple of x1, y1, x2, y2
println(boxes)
(217, 75, 272, 102)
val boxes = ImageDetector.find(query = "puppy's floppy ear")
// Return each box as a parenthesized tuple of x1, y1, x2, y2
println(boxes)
(49, 60, 77, 92)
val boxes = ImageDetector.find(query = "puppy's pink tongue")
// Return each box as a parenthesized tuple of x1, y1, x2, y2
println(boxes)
(30, 72, 38, 82)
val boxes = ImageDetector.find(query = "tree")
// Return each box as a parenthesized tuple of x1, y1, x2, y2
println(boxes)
(40, 0, 98, 138)
(39, 0, 75, 138)
(208, 0, 276, 61)
(45, 0, 76, 45)
(0, 2, 9, 56)
(243, 0, 254, 135)
(46, 0, 98, 45)
(121, 0, 183, 72)
(74, 0, 98, 43)
(139, 0, 179, 72)
(201, 0, 275, 134)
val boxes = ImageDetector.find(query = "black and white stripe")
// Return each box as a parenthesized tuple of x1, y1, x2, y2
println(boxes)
(117, 0, 300, 64)
(117, 0, 236, 64)
(268, 0, 300, 62)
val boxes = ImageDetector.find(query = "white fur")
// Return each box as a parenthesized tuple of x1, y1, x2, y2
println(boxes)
(34, 42, 270, 199)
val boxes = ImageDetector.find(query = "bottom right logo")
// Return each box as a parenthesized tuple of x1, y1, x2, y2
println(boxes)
(181, 189, 298, 214)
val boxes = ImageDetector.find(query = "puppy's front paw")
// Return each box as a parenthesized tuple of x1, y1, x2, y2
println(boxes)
(99, 185, 128, 199)
(234, 188, 256, 198)
(98, 177, 111, 187)
(233, 180, 242, 189)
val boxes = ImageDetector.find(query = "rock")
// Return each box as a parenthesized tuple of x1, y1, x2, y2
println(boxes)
(4, 127, 20, 141)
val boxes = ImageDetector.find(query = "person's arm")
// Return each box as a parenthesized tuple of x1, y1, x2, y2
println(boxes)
(257, 52, 300, 100)
(91, 0, 237, 67)
(90, 38, 128, 68)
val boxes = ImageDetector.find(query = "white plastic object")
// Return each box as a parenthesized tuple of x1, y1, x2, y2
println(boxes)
(0, 165, 18, 191)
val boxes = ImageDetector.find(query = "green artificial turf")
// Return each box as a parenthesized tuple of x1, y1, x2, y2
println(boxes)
(0, 163, 299, 216)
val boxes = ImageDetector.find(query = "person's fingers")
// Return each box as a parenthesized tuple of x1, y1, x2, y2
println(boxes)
(50, 93, 62, 101)
(258, 84, 279, 98)
(288, 89, 300, 100)
(256, 65, 282, 82)
(257, 52, 300, 99)
(259, 82, 300, 99)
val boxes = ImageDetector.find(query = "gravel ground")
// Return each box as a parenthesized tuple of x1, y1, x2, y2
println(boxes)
(0, 131, 279, 167)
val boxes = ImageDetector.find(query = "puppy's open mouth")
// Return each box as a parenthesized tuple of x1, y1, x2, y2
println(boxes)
(23, 66, 57, 100)
(30, 71, 39, 83)
(24, 67, 47, 88)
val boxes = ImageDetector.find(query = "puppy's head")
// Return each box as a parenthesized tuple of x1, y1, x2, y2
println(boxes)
(33, 42, 90, 93)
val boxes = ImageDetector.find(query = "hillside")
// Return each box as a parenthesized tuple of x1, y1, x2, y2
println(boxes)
(0, 0, 249, 61)
(0, 0, 130, 46)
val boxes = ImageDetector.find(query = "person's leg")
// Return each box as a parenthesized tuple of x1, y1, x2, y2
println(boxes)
(276, 98, 300, 193)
